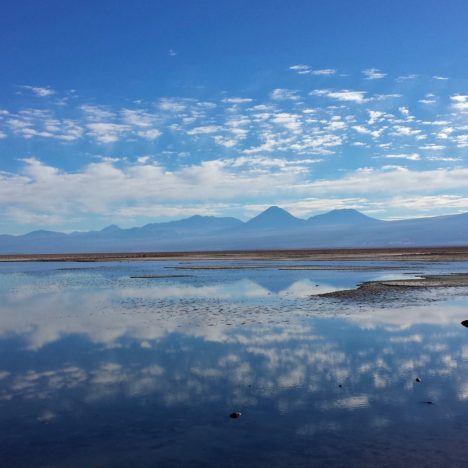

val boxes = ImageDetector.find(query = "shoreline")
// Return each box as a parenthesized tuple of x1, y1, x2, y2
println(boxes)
(3, 246, 468, 263)
(317, 273, 468, 300)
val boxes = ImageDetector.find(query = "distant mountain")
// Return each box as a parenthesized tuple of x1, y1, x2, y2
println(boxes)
(154, 215, 243, 232)
(2, 206, 468, 254)
(21, 229, 67, 239)
(244, 206, 304, 230)
(100, 224, 122, 234)
(307, 209, 381, 226)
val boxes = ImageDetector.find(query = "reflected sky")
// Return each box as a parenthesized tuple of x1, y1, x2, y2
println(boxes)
(2, 261, 468, 467)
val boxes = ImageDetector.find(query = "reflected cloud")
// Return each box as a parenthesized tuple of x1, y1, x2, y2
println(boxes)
(2, 263, 468, 466)
(0, 266, 468, 426)
(0, 269, 467, 353)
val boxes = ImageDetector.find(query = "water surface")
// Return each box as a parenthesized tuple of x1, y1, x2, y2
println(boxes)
(1, 260, 468, 467)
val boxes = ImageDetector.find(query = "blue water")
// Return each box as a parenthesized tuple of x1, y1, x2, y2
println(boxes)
(1, 260, 468, 467)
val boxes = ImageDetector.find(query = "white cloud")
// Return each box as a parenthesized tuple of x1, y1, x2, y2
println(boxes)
(436, 127, 454, 139)
(271, 112, 302, 132)
(396, 74, 419, 81)
(222, 97, 253, 104)
(270, 88, 299, 101)
(137, 129, 161, 140)
(367, 110, 385, 125)
(213, 137, 238, 148)
(390, 125, 421, 137)
(311, 89, 367, 103)
(372, 94, 402, 101)
(384, 153, 421, 161)
(187, 125, 221, 135)
(427, 156, 460, 162)
(289, 65, 336, 76)
(451, 95, 468, 112)
(352, 125, 383, 138)
(0, 157, 313, 224)
(22, 86, 55, 97)
(158, 98, 188, 113)
(305, 166, 468, 196)
(362, 68, 386, 80)
(80, 104, 115, 120)
(5, 70, 468, 230)
(86, 122, 130, 143)
(310, 69, 336, 76)
(419, 144, 445, 150)
(225, 156, 321, 170)
(389, 195, 468, 212)
(137, 156, 151, 164)
(5, 157, 468, 229)
(289, 64, 311, 75)
(455, 134, 468, 147)
(7, 111, 84, 141)
(121, 109, 155, 128)
(399, 106, 410, 117)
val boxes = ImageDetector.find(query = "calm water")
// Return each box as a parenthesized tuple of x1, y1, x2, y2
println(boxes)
(2, 260, 468, 467)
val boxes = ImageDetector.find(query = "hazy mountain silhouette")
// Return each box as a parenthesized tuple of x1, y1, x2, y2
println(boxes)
(307, 209, 381, 226)
(244, 206, 305, 229)
(2, 206, 468, 254)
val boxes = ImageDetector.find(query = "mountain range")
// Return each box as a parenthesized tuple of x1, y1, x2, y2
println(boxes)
(2, 206, 468, 254)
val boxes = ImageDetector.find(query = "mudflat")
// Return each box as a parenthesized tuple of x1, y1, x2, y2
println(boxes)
(318, 273, 468, 300)
(3, 246, 468, 262)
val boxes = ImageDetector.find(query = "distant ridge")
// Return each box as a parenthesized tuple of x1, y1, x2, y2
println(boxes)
(100, 224, 121, 233)
(245, 206, 304, 229)
(307, 209, 381, 225)
(2, 206, 468, 254)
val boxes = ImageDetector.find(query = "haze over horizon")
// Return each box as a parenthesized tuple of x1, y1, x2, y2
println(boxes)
(0, 205, 447, 236)
(2, 0, 468, 235)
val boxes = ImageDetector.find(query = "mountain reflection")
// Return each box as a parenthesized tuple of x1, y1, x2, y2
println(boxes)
(0, 270, 467, 349)
(2, 264, 468, 466)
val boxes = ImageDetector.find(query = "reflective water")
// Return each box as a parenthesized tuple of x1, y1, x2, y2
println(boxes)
(1, 260, 468, 467)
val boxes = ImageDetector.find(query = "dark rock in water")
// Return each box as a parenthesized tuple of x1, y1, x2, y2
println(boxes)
(230, 411, 242, 419)
(461, 320, 468, 328)
(338, 384, 342, 388)
(422, 401, 433, 405)
(415, 377, 421, 383)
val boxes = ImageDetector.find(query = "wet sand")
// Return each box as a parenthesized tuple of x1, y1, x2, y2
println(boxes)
(171, 264, 415, 271)
(3, 246, 468, 262)
(130, 274, 193, 279)
(318, 273, 468, 300)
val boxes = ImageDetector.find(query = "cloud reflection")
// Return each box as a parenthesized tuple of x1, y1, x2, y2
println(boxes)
(0, 269, 467, 433)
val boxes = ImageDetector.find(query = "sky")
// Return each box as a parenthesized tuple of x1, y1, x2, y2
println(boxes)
(2, 0, 468, 234)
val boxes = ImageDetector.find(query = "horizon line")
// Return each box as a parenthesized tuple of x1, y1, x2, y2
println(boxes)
(2, 205, 465, 237)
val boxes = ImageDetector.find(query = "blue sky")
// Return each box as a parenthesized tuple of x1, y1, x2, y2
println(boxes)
(2, 0, 468, 233)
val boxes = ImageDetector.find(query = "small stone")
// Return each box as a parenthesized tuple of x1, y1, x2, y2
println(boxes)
(415, 377, 421, 383)
(461, 320, 468, 328)
(230, 411, 242, 419)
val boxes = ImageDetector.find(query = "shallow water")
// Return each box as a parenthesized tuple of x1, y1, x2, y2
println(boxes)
(1, 260, 468, 467)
